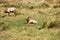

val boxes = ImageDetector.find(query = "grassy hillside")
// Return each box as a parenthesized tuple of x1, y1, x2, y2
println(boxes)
(0, 0, 60, 40)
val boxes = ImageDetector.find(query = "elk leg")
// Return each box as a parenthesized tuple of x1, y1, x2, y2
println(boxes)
(14, 12, 17, 16)
(8, 13, 10, 16)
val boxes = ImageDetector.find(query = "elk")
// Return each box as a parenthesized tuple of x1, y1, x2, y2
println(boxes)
(4, 7, 17, 16)
(26, 17, 37, 24)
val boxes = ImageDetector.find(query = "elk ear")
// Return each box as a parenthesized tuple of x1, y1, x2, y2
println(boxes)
(27, 16, 31, 19)
(25, 16, 31, 20)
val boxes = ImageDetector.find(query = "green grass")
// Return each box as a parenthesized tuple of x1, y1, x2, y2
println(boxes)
(0, 28, 60, 40)
(0, 0, 60, 40)
(0, 8, 60, 40)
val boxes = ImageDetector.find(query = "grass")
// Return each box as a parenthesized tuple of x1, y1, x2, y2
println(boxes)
(0, 0, 60, 40)
(0, 28, 60, 40)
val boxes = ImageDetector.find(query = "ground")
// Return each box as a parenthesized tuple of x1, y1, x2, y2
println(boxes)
(0, 0, 60, 40)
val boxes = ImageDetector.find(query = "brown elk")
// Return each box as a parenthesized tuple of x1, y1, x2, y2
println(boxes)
(26, 17, 37, 24)
(4, 7, 17, 16)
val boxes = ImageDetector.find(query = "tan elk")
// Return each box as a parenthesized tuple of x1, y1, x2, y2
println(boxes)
(4, 7, 17, 16)
(26, 17, 37, 24)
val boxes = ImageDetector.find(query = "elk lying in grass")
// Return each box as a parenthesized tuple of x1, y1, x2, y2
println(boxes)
(4, 7, 17, 16)
(26, 17, 37, 24)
